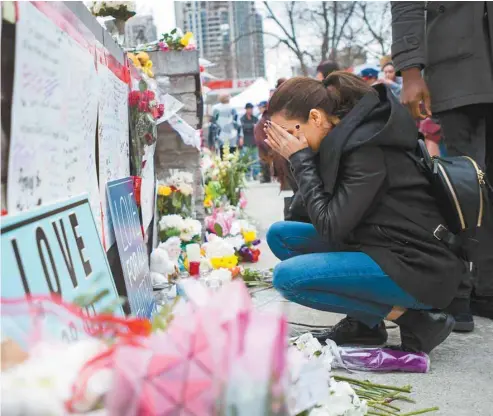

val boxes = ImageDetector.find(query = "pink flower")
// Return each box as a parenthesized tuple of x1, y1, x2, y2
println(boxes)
(129, 91, 141, 107)
(143, 90, 155, 101)
(158, 41, 169, 51)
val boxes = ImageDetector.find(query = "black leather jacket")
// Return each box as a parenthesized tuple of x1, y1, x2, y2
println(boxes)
(287, 85, 467, 308)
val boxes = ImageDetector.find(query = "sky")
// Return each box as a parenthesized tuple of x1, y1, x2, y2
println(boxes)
(134, 0, 290, 83)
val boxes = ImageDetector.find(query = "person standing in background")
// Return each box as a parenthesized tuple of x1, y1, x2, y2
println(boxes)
(212, 94, 242, 158)
(381, 61, 402, 98)
(391, 1, 493, 330)
(240, 103, 259, 180)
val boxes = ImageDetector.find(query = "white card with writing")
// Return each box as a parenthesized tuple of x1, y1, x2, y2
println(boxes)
(7, 2, 102, 238)
(97, 62, 130, 250)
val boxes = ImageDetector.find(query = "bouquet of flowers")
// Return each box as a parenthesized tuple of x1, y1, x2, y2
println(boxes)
(90, 1, 136, 20)
(157, 214, 201, 244)
(128, 79, 164, 175)
(205, 209, 261, 263)
(156, 171, 194, 219)
(158, 28, 196, 52)
(204, 146, 252, 208)
(128, 52, 155, 78)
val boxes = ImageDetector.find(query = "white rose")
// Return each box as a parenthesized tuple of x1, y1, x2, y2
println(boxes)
(158, 214, 184, 231)
(208, 268, 233, 283)
(180, 218, 202, 241)
(225, 234, 245, 250)
(178, 183, 193, 196)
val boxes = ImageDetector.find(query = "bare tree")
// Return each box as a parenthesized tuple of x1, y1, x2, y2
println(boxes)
(358, 2, 392, 57)
(230, 1, 391, 74)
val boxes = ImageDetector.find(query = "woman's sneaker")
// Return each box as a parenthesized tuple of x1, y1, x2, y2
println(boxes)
(313, 316, 388, 346)
(396, 310, 455, 354)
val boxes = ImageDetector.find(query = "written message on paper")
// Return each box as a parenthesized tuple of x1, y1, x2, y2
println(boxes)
(98, 63, 130, 250)
(7, 2, 101, 237)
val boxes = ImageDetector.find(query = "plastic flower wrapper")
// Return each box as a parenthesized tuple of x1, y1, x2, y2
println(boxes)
(309, 379, 368, 416)
(323, 339, 430, 373)
(99, 280, 289, 415)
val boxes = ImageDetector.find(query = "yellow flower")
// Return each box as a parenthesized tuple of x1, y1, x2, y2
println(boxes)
(136, 52, 150, 65)
(128, 53, 141, 68)
(158, 185, 172, 196)
(180, 32, 194, 47)
(242, 230, 257, 244)
(211, 255, 238, 269)
(204, 196, 212, 207)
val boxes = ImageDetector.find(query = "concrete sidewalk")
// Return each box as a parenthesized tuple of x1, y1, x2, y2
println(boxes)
(244, 181, 493, 416)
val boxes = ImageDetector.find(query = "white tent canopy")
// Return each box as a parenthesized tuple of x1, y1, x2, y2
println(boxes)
(230, 78, 271, 111)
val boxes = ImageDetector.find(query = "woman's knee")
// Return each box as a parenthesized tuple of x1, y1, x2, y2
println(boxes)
(272, 259, 297, 294)
(266, 221, 289, 258)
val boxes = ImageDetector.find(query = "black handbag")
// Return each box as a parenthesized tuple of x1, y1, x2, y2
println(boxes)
(384, 138, 489, 260)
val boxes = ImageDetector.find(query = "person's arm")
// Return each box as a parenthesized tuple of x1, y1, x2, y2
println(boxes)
(391, 2, 426, 72)
(289, 146, 386, 242)
(391, 2, 430, 119)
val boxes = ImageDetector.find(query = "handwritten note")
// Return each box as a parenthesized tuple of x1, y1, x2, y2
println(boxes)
(7, 2, 102, 237)
(97, 62, 130, 250)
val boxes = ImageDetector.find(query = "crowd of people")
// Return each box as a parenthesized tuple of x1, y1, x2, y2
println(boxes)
(207, 2, 492, 355)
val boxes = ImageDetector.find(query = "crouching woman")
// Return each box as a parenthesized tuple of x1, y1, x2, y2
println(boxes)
(264, 73, 467, 354)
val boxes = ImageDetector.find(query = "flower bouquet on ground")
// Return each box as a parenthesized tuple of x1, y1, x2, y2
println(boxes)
(204, 209, 261, 263)
(157, 214, 201, 244)
(203, 146, 252, 209)
(156, 170, 194, 219)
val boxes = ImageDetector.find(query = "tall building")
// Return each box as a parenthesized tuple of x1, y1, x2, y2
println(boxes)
(175, 1, 266, 80)
(125, 15, 158, 48)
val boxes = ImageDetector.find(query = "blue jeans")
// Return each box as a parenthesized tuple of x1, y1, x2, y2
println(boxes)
(267, 221, 430, 328)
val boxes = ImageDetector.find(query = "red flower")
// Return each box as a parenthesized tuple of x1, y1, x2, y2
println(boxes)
(138, 100, 148, 112)
(170, 185, 178, 192)
(151, 107, 159, 119)
(129, 91, 141, 107)
(143, 90, 155, 101)
(251, 248, 260, 263)
(158, 104, 165, 118)
(200, 65, 205, 72)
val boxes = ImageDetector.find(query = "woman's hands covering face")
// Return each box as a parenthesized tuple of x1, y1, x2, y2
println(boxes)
(263, 120, 309, 160)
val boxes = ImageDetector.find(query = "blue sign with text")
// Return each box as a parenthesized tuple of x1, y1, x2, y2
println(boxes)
(107, 177, 155, 318)
(1, 195, 124, 344)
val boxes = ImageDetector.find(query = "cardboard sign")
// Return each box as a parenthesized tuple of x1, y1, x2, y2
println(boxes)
(107, 178, 155, 318)
(1, 195, 123, 313)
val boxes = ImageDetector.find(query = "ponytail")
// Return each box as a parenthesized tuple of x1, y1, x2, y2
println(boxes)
(322, 71, 375, 118)
(269, 71, 374, 122)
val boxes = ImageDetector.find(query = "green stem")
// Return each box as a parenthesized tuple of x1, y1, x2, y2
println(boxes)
(334, 376, 412, 393)
(367, 411, 392, 416)
(369, 403, 400, 416)
(401, 407, 440, 416)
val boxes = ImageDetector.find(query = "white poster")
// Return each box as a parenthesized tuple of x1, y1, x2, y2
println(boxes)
(97, 62, 130, 250)
(7, 2, 102, 237)
(140, 143, 156, 231)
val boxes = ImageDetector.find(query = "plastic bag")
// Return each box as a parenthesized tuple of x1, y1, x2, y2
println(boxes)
(325, 339, 430, 373)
